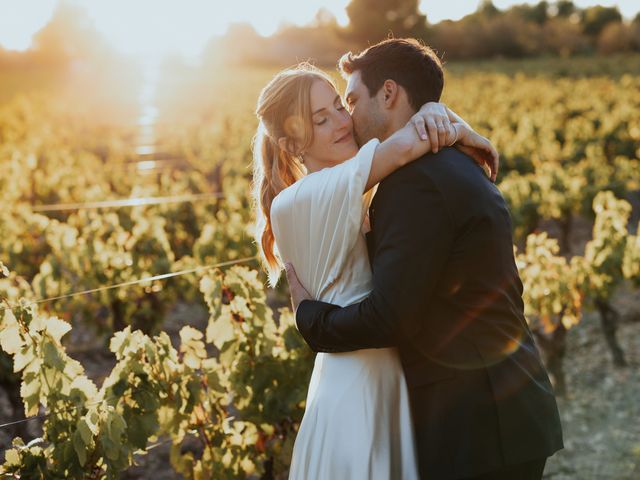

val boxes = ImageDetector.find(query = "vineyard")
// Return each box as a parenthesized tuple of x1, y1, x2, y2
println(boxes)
(0, 56, 639, 478)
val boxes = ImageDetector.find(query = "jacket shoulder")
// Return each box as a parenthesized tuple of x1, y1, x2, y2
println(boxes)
(379, 147, 484, 190)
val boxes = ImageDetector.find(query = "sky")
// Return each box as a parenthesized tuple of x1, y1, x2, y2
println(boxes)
(0, 0, 638, 57)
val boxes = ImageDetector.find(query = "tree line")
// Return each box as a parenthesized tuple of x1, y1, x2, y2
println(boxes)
(2, 1, 639, 72)
(209, 0, 640, 66)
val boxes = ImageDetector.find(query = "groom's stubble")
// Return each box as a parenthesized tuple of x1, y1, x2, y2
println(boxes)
(354, 101, 416, 147)
(353, 97, 388, 147)
(353, 91, 417, 147)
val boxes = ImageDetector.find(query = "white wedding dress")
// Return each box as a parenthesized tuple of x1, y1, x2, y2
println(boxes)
(270, 139, 419, 479)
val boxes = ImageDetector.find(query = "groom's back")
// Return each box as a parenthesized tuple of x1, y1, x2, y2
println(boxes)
(373, 146, 563, 478)
(378, 147, 528, 365)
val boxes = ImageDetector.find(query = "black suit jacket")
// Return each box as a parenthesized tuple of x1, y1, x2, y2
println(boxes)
(296, 148, 563, 479)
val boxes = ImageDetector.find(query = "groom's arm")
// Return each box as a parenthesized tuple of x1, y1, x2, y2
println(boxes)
(296, 166, 455, 353)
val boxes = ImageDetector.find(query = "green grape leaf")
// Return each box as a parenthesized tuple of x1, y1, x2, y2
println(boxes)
(127, 411, 158, 450)
(42, 341, 65, 370)
(77, 418, 93, 445)
(73, 429, 88, 466)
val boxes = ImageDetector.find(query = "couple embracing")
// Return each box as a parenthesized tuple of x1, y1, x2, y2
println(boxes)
(251, 38, 563, 480)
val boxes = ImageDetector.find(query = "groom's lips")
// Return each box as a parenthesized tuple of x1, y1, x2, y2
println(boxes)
(335, 132, 352, 144)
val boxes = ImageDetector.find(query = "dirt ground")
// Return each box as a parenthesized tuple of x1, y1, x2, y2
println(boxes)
(543, 284, 640, 480)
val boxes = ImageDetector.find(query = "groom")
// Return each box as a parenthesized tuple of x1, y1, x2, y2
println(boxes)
(284, 38, 563, 479)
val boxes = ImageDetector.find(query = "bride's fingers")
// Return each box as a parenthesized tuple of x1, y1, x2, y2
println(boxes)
(426, 117, 439, 153)
(436, 120, 448, 148)
(412, 116, 428, 141)
(489, 146, 499, 182)
(446, 123, 457, 146)
(449, 123, 458, 146)
(284, 262, 311, 311)
(479, 145, 499, 183)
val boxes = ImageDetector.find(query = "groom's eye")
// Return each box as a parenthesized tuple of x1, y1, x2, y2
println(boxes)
(346, 98, 355, 111)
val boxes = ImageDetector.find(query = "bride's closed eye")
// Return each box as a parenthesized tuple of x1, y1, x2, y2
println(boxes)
(315, 103, 346, 126)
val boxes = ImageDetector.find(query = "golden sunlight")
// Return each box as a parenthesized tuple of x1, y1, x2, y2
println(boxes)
(2, 0, 639, 59)
(1, 0, 350, 59)
(0, 0, 57, 50)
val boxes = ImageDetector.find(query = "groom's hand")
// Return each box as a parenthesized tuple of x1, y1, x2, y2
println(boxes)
(284, 262, 311, 313)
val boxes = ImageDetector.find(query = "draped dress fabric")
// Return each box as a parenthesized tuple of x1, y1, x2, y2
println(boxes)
(270, 139, 419, 480)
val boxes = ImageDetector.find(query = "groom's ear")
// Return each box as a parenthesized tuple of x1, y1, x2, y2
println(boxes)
(380, 79, 400, 110)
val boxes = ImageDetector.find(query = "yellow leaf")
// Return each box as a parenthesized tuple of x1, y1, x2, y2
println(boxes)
(70, 376, 98, 400)
(179, 326, 203, 344)
(29, 315, 46, 333)
(4, 448, 20, 466)
(13, 345, 35, 372)
(241, 457, 256, 474)
(183, 352, 201, 369)
(0, 322, 21, 355)
(206, 317, 235, 349)
(2, 308, 18, 328)
(46, 317, 72, 343)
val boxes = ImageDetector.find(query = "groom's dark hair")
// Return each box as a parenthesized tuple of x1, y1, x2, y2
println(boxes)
(339, 38, 444, 111)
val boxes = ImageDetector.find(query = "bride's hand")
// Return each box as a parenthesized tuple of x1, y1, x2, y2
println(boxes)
(410, 102, 456, 153)
(284, 262, 311, 313)
(402, 103, 499, 182)
(452, 125, 500, 182)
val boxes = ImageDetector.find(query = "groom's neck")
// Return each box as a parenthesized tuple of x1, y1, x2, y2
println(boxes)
(381, 107, 416, 141)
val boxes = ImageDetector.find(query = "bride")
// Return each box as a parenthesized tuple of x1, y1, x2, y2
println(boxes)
(251, 63, 496, 479)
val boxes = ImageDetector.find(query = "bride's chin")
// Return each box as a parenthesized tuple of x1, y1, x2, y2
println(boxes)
(326, 143, 359, 166)
(340, 142, 359, 158)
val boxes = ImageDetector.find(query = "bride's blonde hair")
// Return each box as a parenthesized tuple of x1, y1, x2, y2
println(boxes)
(252, 63, 337, 287)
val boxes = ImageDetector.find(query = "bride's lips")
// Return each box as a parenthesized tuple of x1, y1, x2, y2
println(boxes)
(334, 131, 352, 144)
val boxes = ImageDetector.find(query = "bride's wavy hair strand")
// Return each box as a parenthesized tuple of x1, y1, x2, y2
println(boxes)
(252, 62, 337, 287)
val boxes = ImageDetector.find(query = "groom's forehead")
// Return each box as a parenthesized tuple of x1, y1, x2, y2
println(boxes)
(345, 71, 364, 99)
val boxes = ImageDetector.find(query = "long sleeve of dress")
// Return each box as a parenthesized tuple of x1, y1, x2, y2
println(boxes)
(270, 138, 380, 301)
